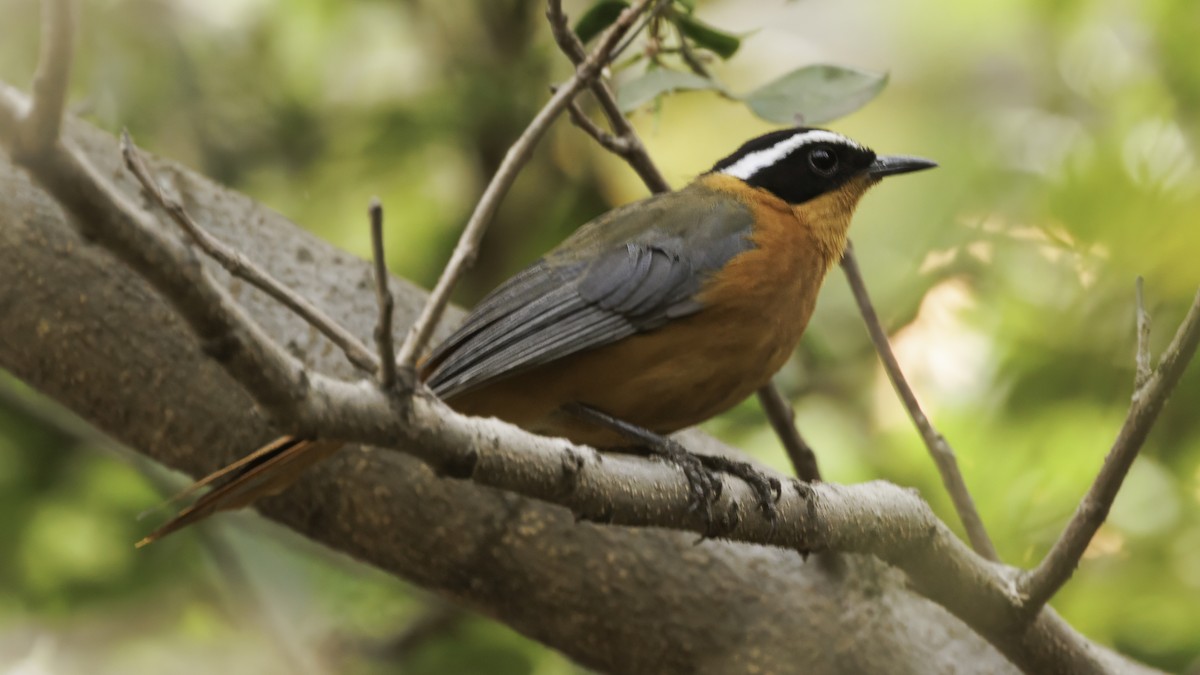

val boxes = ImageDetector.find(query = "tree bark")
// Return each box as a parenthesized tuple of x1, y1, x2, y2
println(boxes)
(0, 117, 1113, 675)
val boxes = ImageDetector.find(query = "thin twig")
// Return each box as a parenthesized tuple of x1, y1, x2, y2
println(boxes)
(608, 0, 670, 66)
(546, 0, 819, 481)
(840, 244, 999, 562)
(546, 0, 671, 194)
(17, 0, 75, 155)
(565, 97, 631, 153)
(369, 198, 398, 389)
(120, 131, 379, 375)
(395, 0, 658, 369)
(1135, 276, 1151, 393)
(757, 383, 822, 482)
(1021, 285, 1200, 615)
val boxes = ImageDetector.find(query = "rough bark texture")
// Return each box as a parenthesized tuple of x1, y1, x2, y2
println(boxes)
(2, 118, 1027, 674)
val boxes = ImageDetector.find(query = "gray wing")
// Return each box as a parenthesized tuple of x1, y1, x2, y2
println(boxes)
(421, 188, 753, 400)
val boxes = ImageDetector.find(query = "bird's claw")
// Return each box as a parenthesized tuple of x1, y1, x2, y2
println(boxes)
(696, 455, 780, 523)
(649, 439, 722, 533)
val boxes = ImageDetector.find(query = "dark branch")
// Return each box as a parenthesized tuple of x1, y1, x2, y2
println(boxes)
(1021, 285, 1200, 614)
(369, 198, 398, 390)
(840, 243, 999, 562)
(545, 0, 671, 194)
(757, 383, 822, 481)
(565, 96, 632, 154)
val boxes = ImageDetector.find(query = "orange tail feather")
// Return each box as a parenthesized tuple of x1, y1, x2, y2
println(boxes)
(137, 436, 344, 547)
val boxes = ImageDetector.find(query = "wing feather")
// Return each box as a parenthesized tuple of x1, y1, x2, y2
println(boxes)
(421, 186, 755, 400)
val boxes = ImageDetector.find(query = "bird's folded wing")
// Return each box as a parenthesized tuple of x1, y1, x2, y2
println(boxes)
(422, 188, 754, 400)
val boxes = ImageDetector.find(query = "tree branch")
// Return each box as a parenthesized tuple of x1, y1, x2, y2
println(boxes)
(757, 383, 822, 481)
(564, 97, 632, 154)
(1, 84, 309, 426)
(394, 0, 658, 369)
(545, 0, 671, 194)
(368, 198, 398, 389)
(14, 0, 75, 156)
(120, 133, 380, 375)
(1020, 285, 1200, 615)
(840, 244, 999, 561)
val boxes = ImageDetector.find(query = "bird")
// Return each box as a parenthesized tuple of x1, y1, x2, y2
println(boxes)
(137, 127, 936, 546)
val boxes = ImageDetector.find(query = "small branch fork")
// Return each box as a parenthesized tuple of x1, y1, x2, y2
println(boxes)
(4, 0, 1199, 671)
(1019, 283, 1200, 616)
(841, 244, 998, 560)
(121, 134, 381, 375)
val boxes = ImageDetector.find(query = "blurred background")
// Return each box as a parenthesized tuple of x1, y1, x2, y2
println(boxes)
(2, 0, 1199, 672)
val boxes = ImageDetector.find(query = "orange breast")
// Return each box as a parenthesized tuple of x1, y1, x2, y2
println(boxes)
(448, 178, 844, 448)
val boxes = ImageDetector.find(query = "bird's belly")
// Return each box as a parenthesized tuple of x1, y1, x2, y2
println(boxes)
(444, 303, 812, 447)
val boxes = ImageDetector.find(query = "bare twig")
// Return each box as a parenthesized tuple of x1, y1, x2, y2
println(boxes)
(2, 86, 307, 422)
(395, 0, 658, 369)
(120, 132, 379, 375)
(546, 0, 671, 194)
(16, 0, 75, 155)
(565, 97, 631, 154)
(1021, 285, 1200, 615)
(546, 0, 819, 481)
(369, 198, 398, 389)
(757, 383, 822, 481)
(1135, 276, 1151, 392)
(608, 0, 671, 66)
(841, 244, 999, 562)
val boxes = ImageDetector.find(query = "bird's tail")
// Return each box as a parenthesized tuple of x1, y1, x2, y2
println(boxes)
(136, 436, 344, 547)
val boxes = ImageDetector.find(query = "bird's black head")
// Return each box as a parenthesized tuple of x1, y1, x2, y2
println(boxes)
(709, 128, 936, 205)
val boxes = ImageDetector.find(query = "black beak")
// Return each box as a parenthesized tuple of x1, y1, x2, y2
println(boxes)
(868, 154, 938, 178)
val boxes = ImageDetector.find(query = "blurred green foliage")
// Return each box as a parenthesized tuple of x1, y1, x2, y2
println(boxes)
(2, 0, 1199, 672)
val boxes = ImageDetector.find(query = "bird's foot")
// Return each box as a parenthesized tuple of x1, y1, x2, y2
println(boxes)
(695, 454, 781, 523)
(644, 437, 723, 530)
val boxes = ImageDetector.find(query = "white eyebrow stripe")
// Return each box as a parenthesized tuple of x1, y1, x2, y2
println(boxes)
(719, 130, 863, 180)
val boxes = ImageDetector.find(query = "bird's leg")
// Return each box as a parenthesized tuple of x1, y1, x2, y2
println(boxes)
(565, 403, 721, 526)
(565, 404, 781, 529)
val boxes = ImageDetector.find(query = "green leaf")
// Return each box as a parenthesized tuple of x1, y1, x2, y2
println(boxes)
(574, 1, 629, 44)
(674, 0, 696, 12)
(617, 69, 722, 112)
(673, 13, 740, 59)
(740, 65, 889, 125)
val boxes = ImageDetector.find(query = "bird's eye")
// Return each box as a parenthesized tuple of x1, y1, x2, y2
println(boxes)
(808, 148, 838, 176)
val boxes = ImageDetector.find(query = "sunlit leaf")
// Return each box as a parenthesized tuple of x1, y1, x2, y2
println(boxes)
(740, 65, 888, 125)
(617, 69, 722, 112)
(574, 1, 629, 43)
(673, 14, 740, 59)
